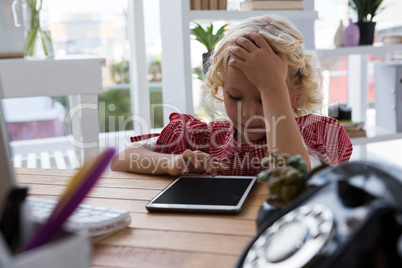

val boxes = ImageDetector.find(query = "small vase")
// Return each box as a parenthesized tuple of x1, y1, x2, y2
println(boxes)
(12, 0, 55, 60)
(334, 20, 344, 47)
(343, 19, 360, 47)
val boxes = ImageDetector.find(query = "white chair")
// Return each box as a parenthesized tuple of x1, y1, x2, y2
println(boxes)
(0, 56, 105, 169)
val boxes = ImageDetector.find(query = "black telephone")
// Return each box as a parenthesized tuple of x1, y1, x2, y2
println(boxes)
(236, 161, 402, 268)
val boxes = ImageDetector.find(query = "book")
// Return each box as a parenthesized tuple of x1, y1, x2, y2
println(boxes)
(218, 0, 227, 10)
(201, 0, 209, 10)
(0, 52, 24, 59)
(194, 0, 202, 10)
(339, 120, 366, 138)
(339, 120, 364, 132)
(192, 0, 225, 11)
(240, 1, 303, 10)
(244, 0, 302, 1)
(383, 35, 402, 44)
(346, 129, 367, 138)
(210, 0, 219, 10)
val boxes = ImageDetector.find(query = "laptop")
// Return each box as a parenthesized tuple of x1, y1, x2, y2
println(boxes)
(0, 74, 130, 240)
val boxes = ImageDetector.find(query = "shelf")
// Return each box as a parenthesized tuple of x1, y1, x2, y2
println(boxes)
(189, 10, 318, 21)
(351, 125, 402, 145)
(316, 43, 402, 58)
(0, 57, 105, 98)
(0, 57, 105, 163)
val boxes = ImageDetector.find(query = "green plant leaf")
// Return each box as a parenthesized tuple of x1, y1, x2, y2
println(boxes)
(190, 22, 227, 52)
(348, 0, 385, 22)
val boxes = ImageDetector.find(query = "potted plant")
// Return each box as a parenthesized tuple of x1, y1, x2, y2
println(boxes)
(190, 22, 227, 74)
(348, 0, 385, 45)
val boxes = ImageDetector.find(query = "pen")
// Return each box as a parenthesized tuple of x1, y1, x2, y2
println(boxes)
(52, 154, 96, 216)
(23, 147, 115, 252)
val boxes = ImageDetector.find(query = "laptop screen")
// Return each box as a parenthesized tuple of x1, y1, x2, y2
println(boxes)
(0, 74, 17, 215)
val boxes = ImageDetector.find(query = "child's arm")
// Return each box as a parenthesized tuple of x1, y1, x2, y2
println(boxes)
(111, 145, 229, 176)
(229, 32, 311, 170)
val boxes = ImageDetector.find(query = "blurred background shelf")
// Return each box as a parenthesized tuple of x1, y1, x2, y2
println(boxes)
(316, 43, 402, 58)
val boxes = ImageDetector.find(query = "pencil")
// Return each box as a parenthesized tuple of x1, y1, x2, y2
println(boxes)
(23, 147, 116, 252)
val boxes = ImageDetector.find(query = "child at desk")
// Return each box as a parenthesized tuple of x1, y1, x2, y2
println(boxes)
(111, 15, 353, 176)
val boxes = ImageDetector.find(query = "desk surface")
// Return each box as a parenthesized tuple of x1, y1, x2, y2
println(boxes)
(15, 168, 268, 268)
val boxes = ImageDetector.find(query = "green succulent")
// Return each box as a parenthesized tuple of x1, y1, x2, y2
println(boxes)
(190, 22, 228, 53)
(257, 150, 327, 207)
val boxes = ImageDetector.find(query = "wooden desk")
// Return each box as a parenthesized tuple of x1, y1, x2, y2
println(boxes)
(15, 168, 268, 268)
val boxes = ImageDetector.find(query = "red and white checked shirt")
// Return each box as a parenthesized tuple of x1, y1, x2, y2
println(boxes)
(130, 113, 353, 176)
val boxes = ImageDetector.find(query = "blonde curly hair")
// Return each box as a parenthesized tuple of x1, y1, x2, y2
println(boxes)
(204, 15, 323, 116)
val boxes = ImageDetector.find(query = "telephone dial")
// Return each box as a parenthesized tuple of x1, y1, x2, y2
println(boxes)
(236, 161, 402, 268)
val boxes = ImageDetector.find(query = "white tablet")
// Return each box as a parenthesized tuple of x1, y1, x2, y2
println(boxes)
(146, 175, 257, 214)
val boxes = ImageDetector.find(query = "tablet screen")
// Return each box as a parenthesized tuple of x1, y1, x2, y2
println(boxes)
(146, 176, 256, 214)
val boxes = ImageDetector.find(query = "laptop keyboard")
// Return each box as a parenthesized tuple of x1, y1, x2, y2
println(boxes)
(26, 197, 131, 238)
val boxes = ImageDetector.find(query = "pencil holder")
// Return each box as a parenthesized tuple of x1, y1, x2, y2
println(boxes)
(3, 223, 91, 268)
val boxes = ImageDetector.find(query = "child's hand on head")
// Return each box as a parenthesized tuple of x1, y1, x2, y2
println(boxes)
(168, 149, 229, 177)
(229, 32, 288, 93)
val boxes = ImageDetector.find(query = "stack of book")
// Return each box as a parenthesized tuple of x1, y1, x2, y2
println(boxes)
(340, 121, 367, 138)
(190, 0, 227, 10)
(382, 35, 402, 44)
(240, 0, 303, 11)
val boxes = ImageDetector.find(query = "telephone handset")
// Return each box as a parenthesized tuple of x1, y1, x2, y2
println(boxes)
(237, 161, 402, 268)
